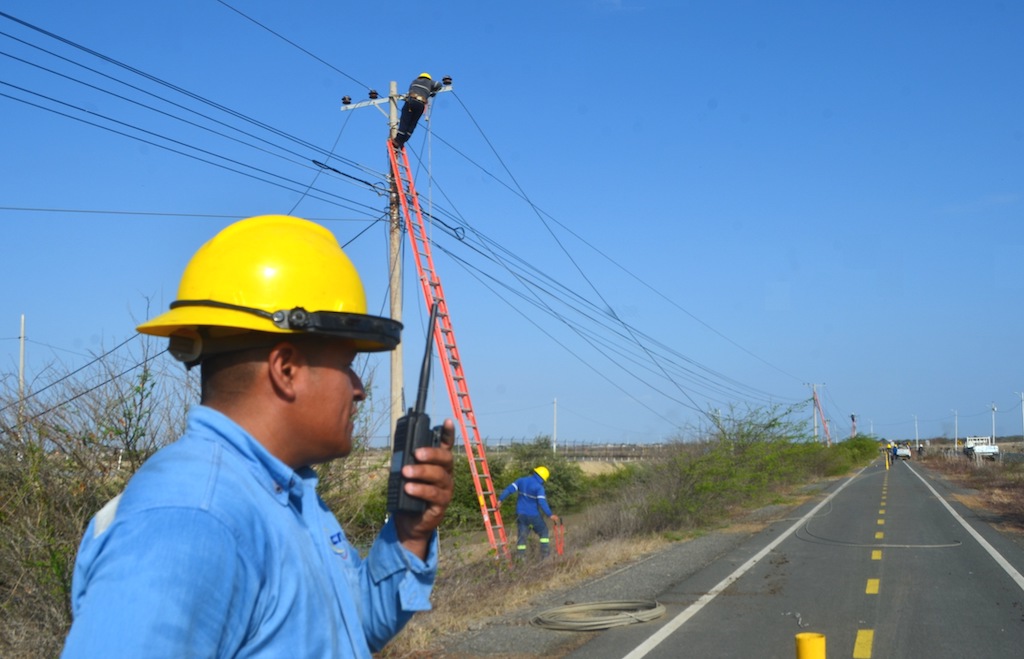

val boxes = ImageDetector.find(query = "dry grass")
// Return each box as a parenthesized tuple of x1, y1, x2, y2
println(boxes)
(381, 530, 670, 657)
(921, 455, 1024, 534)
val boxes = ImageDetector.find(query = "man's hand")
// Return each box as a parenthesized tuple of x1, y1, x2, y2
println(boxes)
(550, 514, 560, 523)
(394, 418, 455, 559)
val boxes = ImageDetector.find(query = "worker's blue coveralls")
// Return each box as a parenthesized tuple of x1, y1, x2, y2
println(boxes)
(499, 473, 554, 558)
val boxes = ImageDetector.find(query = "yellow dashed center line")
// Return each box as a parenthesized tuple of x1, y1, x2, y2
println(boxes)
(850, 482, 886, 658)
(853, 629, 874, 658)
(850, 477, 884, 657)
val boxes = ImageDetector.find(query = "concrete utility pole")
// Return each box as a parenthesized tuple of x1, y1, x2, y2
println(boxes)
(806, 383, 828, 444)
(340, 77, 453, 446)
(806, 383, 819, 441)
(952, 409, 958, 450)
(1015, 393, 1024, 442)
(991, 403, 997, 444)
(18, 314, 25, 444)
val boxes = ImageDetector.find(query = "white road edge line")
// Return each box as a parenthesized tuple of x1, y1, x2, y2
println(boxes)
(905, 461, 1024, 593)
(622, 466, 866, 659)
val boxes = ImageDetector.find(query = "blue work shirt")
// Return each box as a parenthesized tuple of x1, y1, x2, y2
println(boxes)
(63, 405, 437, 658)
(499, 473, 553, 517)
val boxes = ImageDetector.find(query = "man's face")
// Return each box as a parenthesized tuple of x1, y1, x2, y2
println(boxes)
(298, 339, 365, 465)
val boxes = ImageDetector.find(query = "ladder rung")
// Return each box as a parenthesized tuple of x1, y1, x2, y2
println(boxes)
(389, 146, 513, 561)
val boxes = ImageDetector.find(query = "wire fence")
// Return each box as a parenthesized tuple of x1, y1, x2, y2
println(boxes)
(483, 438, 671, 462)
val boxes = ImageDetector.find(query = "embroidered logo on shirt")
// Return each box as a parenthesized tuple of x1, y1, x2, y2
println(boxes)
(329, 531, 348, 558)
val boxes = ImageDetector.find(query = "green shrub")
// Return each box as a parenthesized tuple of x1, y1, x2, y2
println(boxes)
(495, 436, 586, 512)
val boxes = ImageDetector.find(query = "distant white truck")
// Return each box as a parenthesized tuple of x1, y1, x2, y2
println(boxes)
(964, 436, 1000, 461)
(895, 444, 912, 460)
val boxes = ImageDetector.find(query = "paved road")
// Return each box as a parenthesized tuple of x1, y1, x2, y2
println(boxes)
(565, 459, 1024, 658)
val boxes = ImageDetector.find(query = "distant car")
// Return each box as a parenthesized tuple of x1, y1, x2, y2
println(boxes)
(895, 445, 912, 460)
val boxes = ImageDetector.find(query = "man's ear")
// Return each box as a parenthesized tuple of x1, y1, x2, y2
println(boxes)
(266, 341, 303, 402)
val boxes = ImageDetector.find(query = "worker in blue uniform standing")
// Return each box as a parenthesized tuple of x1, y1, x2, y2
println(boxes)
(392, 72, 443, 149)
(497, 466, 560, 559)
(62, 215, 456, 658)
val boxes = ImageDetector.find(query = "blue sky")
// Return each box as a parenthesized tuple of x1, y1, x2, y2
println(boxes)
(1, 1, 1022, 445)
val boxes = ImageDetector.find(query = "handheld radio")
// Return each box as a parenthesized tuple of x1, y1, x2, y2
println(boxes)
(386, 303, 443, 515)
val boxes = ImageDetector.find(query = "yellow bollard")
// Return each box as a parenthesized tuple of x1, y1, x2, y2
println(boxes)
(795, 632, 826, 659)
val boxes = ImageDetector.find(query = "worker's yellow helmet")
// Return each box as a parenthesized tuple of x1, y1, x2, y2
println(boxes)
(534, 466, 550, 481)
(137, 215, 401, 364)
(419, 72, 432, 80)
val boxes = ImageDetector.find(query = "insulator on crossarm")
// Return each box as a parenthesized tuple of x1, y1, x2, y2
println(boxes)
(442, 75, 453, 85)
(369, 89, 379, 99)
(341, 95, 352, 105)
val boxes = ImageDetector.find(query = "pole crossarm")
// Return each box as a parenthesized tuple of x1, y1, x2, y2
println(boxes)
(340, 84, 453, 112)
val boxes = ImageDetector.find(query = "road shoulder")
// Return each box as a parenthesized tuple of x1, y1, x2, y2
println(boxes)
(429, 492, 827, 658)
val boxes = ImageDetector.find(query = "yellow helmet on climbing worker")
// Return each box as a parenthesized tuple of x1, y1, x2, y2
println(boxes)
(137, 214, 402, 365)
(534, 466, 550, 481)
(418, 72, 432, 80)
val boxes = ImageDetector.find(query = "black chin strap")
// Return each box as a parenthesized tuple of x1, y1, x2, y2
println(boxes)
(168, 299, 401, 348)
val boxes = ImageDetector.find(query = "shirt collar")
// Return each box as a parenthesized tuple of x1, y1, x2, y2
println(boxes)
(187, 405, 304, 506)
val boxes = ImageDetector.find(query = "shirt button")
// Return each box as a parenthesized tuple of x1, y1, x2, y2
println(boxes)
(275, 484, 283, 493)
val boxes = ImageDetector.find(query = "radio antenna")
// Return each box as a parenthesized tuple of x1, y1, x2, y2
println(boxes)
(413, 303, 439, 415)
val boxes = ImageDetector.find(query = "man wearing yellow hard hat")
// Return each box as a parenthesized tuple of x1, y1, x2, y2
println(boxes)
(497, 465, 560, 559)
(63, 215, 455, 658)
(392, 72, 443, 149)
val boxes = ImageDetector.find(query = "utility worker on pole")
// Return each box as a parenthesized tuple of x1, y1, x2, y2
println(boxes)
(63, 215, 456, 658)
(392, 72, 443, 149)
(497, 466, 560, 559)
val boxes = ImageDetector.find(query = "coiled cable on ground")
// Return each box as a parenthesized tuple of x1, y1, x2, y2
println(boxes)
(531, 600, 666, 631)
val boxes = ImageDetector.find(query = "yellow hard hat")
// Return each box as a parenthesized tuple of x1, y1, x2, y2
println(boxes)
(418, 72, 432, 80)
(138, 215, 401, 362)
(534, 466, 550, 481)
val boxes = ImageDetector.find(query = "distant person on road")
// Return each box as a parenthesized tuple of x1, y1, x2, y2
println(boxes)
(62, 214, 456, 658)
(497, 466, 560, 559)
(392, 72, 443, 149)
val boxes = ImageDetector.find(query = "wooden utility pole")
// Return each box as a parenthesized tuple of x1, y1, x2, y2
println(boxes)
(340, 78, 453, 447)
(387, 81, 404, 442)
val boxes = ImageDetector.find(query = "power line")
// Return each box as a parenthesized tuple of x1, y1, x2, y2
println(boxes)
(438, 94, 804, 386)
(0, 85, 381, 217)
(0, 15, 387, 187)
(401, 137, 799, 407)
(0, 10, 809, 435)
(0, 334, 140, 415)
(214, 0, 370, 90)
(0, 206, 373, 223)
(1, 349, 164, 438)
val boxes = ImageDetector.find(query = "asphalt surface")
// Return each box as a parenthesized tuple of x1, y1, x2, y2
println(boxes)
(432, 459, 1024, 658)
(432, 487, 830, 658)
